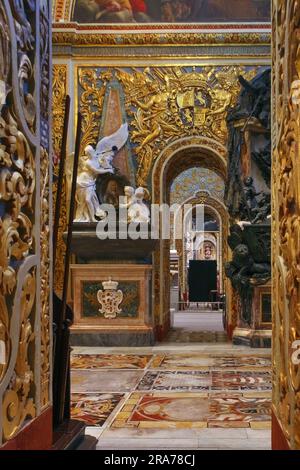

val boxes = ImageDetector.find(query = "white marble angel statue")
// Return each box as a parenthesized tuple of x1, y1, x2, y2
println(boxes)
(74, 123, 129, 222)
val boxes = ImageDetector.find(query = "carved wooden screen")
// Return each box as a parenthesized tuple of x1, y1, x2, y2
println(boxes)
(0, 0, 52, 444)
(272, 0, 300, 449)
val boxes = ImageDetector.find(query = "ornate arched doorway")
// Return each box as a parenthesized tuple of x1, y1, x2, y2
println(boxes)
(151, 136, 230, 339)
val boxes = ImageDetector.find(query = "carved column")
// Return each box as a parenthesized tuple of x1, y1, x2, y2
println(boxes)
(0, 0, 52, 448)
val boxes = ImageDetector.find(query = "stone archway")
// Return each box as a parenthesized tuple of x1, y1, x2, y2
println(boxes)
(151, 136, 229, 340)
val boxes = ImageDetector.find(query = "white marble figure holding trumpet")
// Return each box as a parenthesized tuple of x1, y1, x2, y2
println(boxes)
(74, 123, 129, 222)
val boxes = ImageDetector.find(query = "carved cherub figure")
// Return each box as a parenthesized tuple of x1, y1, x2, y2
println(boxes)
(127, 186, 150, 224)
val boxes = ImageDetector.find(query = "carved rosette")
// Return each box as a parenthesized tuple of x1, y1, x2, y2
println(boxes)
(0, 0, 51, 444)
(272, 0, 300, 450)
(97, 278, 123, 320)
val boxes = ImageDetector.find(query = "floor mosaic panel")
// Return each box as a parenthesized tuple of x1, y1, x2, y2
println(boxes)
(70, 351, 272, 430)
(112, 392, 271, 429)
(71, 369, 144, 393)
(71, 354, 152, 370)
(136, 370, 271, 392)
(211, 371, 271, 391)
(137, 371, 211, 391)
(71, 393, 124, 427)
(150, 354, 271, 370)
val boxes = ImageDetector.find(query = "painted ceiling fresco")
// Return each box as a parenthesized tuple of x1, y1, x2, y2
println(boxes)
(72, 1, 270, 24)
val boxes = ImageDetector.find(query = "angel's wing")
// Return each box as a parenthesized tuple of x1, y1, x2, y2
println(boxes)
(96, 123, 129, 155)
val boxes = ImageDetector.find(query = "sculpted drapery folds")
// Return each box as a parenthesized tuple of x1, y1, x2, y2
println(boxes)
(272, 0, 300, 450)
(78, 66, 258, 188)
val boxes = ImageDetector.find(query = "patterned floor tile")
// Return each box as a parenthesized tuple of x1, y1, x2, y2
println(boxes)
(150, 354, 271, 371)
(71, 369, 144, 393)
(71, 354, 153, 370)
(71, 393, 124, 427)
(211, 355, 271, 370)
(150, 354, 214, 370)
(137, 371, 211, 391)
(211, 370, 271, 391)
(111, 392, 271, 429)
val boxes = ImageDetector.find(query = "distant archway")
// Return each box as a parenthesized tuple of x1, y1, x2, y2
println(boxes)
(151, 136, 228, 339)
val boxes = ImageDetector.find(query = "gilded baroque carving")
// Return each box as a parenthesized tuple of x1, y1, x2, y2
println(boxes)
(0, 0, 51, 443)
(52, 64, 67, 294)
(40, 146, 51, 407)
(78, 66, 256, 187)
(272, 0, 300, 450)
(2, 270, 36, 441)
(53, 30, 270, 48)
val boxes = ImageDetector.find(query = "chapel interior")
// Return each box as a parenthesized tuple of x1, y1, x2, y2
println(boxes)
(0, 0, 299, 451)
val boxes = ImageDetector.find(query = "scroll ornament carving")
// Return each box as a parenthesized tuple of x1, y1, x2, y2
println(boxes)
(0, 0, 40, 443)
(2, 270, 36, 441)
(273, 0, 300, 449)
(40, 147, 50, 407)
(12, 0, 36, 131)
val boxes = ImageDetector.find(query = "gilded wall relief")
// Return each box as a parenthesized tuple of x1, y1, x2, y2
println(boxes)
(272, 0, 300, 450)
(77, 65, 259, 188)
(0, 1, 52, 444)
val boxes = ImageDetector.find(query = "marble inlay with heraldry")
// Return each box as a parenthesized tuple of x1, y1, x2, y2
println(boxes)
(0, 1, 52, 444)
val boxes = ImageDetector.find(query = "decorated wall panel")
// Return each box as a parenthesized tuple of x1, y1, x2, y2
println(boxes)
(0, 0, 52, 444)
(76, 65, 264, 189)
(272, 0, 300, 450)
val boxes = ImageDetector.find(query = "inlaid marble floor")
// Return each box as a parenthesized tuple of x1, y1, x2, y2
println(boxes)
(70, 344, 272, 450)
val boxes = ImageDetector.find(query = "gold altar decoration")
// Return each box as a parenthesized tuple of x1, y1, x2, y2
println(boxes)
(78, 66, 257, 187)
(97, 278, 124, 320)
(52, 64, 68, 295)
(272, 0, 300, 450)
(0, 1, 52, 444)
